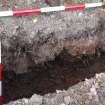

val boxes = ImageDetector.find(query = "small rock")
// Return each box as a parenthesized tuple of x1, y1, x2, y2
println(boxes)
(56, 90, 63, 94)
(78, 12, 83, 17)
(23, 98, 29, 104)
(90, 85, 97, 96)
(33, 18, 38, 23)
(64, 96, 70, 105)
(29, 94, 43, 104)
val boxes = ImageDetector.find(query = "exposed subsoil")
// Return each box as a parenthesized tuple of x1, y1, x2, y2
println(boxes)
(3, 0, 105, 105)
(3, 50, 105, 104)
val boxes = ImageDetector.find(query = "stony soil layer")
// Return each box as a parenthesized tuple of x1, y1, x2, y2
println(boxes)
(1, 9, 105, 73)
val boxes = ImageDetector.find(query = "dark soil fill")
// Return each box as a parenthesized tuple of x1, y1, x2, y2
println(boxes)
(3, 50, 105, 104)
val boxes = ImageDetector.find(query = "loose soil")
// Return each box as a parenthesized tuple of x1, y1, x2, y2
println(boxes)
(3, 50, 105, 104)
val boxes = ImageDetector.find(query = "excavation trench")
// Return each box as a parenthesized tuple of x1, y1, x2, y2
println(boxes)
(3, 50, 105, 104)
(1, 9, 105, 104)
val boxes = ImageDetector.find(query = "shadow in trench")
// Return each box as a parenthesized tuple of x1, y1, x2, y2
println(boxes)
(3, 50, 105, 104)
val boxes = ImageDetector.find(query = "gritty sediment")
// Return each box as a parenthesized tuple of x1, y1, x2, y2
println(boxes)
(1, 9, 105, 73)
